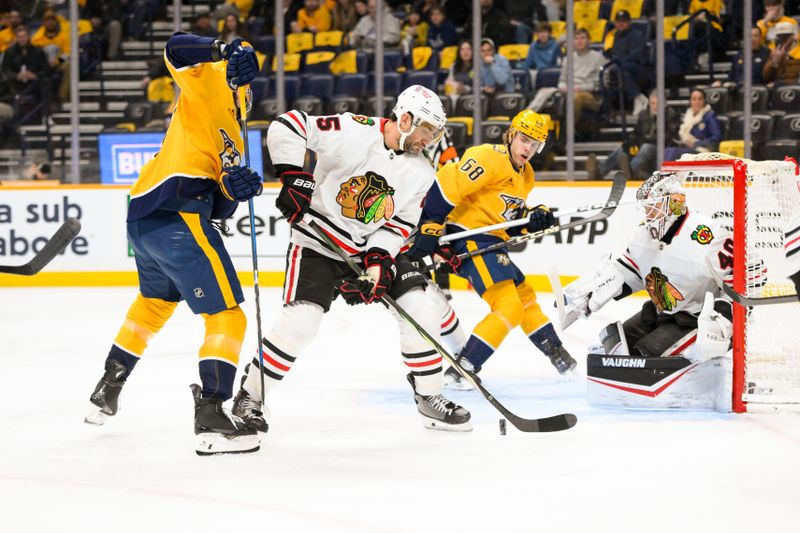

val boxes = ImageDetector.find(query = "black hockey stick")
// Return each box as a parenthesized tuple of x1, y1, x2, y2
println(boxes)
(307, 220, 577, 433)
(424, 171, 628, 274)
(0, 218, 81, 276)
(720, 283, 798, 306)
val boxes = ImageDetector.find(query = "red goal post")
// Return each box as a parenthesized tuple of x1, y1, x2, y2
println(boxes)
(661, 154, 800, 413)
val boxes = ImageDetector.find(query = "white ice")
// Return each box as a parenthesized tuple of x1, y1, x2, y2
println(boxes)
(1, 287, 798, 533)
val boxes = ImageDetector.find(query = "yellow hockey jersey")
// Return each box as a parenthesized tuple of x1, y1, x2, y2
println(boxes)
(437, 143, 534, 241)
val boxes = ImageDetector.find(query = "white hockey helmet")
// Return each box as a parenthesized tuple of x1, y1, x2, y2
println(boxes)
(636, 171, 687, 240)
(392, 85, 447, 151)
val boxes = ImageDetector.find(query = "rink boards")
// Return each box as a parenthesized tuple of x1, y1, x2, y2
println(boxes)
(0, 182, 641, 287)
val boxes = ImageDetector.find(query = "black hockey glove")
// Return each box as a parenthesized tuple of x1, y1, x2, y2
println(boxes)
(336, 276, 374, 306)
(433, 244, 462, 274)
(524, 205, 556, 234)
(407, 220, 443, 260)
(222, 39, 258, 89)
(276, 170, 315, 224)
(220, 166, 263, 201)
(364, 248, 396, 301)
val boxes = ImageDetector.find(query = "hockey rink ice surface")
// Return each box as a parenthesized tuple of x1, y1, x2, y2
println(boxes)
(1, 287, 799, 533)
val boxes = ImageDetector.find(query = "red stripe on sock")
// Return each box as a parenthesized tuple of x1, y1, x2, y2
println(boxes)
(405, 356, 443, 368)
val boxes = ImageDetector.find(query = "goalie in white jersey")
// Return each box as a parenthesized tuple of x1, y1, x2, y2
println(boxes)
(232, 85, 472, 432)
(563, 171, 738, 360)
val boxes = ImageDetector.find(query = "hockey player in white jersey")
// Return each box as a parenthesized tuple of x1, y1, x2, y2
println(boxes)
(232, 85, 472, 432)
(563, 171, 737, 360)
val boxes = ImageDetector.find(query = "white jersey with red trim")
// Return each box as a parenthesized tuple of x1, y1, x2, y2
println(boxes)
(613, 211, 734, 316)
(267, 110, 434, 260)
(784, 211, 800, 276)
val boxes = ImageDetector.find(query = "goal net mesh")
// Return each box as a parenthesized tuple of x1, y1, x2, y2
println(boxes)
(662, 152, 800, 411)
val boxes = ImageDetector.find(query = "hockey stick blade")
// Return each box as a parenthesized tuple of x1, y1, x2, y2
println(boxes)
(0, 218, 81, 276)
(720, 282, 798, 306)
(305, 220, 577, 433)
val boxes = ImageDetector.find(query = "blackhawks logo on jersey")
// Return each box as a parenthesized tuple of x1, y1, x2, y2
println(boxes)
(351, 114, 375, 126)
(219, 129, 241, 168)
(691, 224, 714, 245)
(336, 171, 395, 224)
(645, 267, 684, 312)
(499, 194, 526, 222)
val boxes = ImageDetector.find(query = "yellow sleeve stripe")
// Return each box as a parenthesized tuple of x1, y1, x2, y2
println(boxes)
(179, 212, 237, 309)
(466, 239, 495, 289)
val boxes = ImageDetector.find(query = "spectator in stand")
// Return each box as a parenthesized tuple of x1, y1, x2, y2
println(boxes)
(0, 10, 22, 53)
(524, 22, 560, 72)
(528, 28, 606, 119)
(82, 0, 123, 60)
(31, 10, 70, 103)
(606, 10, 646, 109)
(220, 13, 251, 44)
(664, 88, 723, 161)
(413, 0, 436, 23)
(354, 0, 368, 20)
(506, 0, 548, 45)
(400, 10, 428, 59)
(427, 6, 457, 51)
(331, 0, 359, 33)
(1, 25, 49, 120)
(439, 0, 469, 29)
(292, 0, 332, 33)
(759, 0, 798, 48)
(212, 0, 254, 32)
(479, 37, 514, 95)
(191, 13, 218, 38)
(123, 0, 163, 40)
(465, 0, 514, 48)
(350, 0, 401, 52)
(714, 27, 771, 89)
(444, 39, 474, 95)
(763, 21, 800, 85)
(587, 89, 680, 180)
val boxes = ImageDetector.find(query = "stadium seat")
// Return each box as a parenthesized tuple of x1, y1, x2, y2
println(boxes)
(267, 75, 301, 101)
(123, 101, 154, 128)
(704, 87, 729, 115)
(481, 120, 510, 145)
(367, 72, 402, 94)
(511, 69, 532, 94)
(716, 115, 729, 138)
(758, 140, 800, 161)
(254, 36, 275, 55)
(453, 94, 489, 119)
(574, 1, 601, 25)
(729, 114, 774, 142)
(402, 71, 437, 91)
(362, 95, 396, 117)
(249, 77, 270, 105)
(718, 140, 745, 158)
(271, 53, 302, 73)
(733, 85, 769, 112)
(411, 46, 438, 70)
(611, 0, 644, 18)
(550, 21, 567, 40)
(383, 49, 404, 72)
(301, 74, 334, 101)
(535, 68, 561, 90)
(303, 51, 335, 74)
(630, 19, 651, 40)
(444, 121, 468, 152)
(776, 114, 800, 140)
(292, 97, 324, 116)
(488, 93, 526, 120)
(253, 99, 280, 121)
(439, 94, 453, 117)
(314, 30, 343, 51)
(286, 32, 314, 54)
(439, 46, 458, 70)
(498, 44, 529, 68)
(770, 85, 800, 113)
(581, 18, 609, 43)
(328, 96, 360, 115)
(334, 73, 368, 97)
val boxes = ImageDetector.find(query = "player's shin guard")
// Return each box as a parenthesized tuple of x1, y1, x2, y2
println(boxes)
(198, 307, 246, 401)
(425, 283, 467, 354)
(528, 323, 577, 375)
(395, 289, 443, 396)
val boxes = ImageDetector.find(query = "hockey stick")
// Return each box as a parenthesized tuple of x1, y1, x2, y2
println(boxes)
(307, 220, 577, 433)
(424, 171, 628, 273)
(703, 256, 798, 306)
(0, 218, 81, 276)
(233, 88, 266, 403)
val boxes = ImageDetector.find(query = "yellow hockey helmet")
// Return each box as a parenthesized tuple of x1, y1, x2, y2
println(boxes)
(509, 110, 548, 153)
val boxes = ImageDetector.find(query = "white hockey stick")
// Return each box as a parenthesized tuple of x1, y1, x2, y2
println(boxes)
(547, 268, 586, 330)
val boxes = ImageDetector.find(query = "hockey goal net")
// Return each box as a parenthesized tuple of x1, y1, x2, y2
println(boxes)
(661, 153, 800, 413)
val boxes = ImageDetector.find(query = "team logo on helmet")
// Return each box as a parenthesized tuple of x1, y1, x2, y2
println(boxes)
(219, 129, 241, 168)
(668, 193, 687, 216)
(336, 172, 395, 224)
(351, 114, 375, 126)
(645, 267, 684, 313)
(691, 224, 714, 245)
(499, 194, 526, 222)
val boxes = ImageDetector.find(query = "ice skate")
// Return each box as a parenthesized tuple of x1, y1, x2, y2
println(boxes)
(442, 356, 480, 391)
(407, 374, 472, 432)
(85, 359, 127, 425)
(191, 384, 260, 456)
(546, 344, 578, 375)
(232, 387, 269, 433)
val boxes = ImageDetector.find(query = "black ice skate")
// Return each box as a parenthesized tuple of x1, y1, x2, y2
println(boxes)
(85, 359, 127, 425)
(442, 356, 481, 391)
(191, 384, 260, 456)
(545, 345, 578, 375)
(407, 374, 472, 432)
(232, 388, 269, 433)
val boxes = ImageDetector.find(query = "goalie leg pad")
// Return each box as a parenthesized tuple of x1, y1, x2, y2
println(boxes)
(633, 319, 698, 358)
(599, 321, 630, 356)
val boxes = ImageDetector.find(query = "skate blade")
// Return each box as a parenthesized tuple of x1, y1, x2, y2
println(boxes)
(421, 416, 473, 432)
(84, 404, 111, 425)
(195, 433, 260, 456)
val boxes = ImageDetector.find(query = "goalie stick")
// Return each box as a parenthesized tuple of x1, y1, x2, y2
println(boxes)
(0, 218, 81, 276)
(307, 220, 577, 433)
(424, 171, 628, 273)
(703, 256, 799, 306)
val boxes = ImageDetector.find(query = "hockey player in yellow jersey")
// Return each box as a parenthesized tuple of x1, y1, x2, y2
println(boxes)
(84, 32, 263, 455)
(408, 110, 577, 389)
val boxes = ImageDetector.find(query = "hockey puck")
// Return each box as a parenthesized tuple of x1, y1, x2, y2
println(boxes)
(499, 418, 507, 435)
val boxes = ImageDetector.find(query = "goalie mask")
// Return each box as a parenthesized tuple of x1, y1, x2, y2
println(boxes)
(392, 85, 447, 151)
(636, 171, 687, 241)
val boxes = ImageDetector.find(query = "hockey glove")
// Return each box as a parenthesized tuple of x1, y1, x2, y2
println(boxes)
(220, 166, 263, 201)
(433, 244, 462, 274)
(336, 276, 374, 306)
(407, 220, 443, 260)
(223, 39, 258, 89)
(524, 205, 556, 234)
(694, 292, 733, 361)
(276, 170, 315, 224)
(364, 248, 396, 300)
